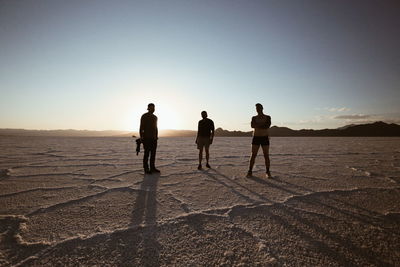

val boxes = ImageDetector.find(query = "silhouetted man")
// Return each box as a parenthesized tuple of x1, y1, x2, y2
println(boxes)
(196, 111, 215, 170)
(247, 103, 272, 178)
(140, 103, 160, 174)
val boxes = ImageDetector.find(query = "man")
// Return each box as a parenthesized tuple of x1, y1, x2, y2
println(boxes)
(247, 103, 272, 178)
(196, 111, 215, 170)
(140, 103, 160, 174)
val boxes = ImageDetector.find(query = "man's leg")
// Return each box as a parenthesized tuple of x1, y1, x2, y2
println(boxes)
(198, 146, 203, 169)
(205, 146, 211, 168)
(261, 145, 271, 177)
(199, 147, 203, 164)
(248, 145, 259, 176)
(143, 141, 150, 172)
(150, 140, 159, 172)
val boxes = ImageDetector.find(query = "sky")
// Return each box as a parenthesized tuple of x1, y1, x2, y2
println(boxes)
(1, 0, 399, 131)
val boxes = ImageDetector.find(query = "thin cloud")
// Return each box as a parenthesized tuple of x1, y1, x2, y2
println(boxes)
(334, 114, 371, 120)
(298, 115, 329, 124)
(334, 113, 400, 125)
(325, 107, 350, 112)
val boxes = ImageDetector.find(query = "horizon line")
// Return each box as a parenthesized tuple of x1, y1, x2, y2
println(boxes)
(0, 121, 395, 133)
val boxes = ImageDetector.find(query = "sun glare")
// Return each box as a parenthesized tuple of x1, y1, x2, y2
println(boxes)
(121, 84, 185, 132)
(156, 105, 182, 130)
(127, 103, 182, 132)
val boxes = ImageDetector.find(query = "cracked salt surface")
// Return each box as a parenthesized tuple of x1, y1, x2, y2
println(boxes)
(0, 136, 400, 266)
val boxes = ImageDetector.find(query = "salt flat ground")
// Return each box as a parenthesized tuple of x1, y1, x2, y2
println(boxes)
(0, 136, 399, 266)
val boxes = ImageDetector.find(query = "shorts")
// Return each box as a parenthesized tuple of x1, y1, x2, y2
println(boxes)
(197, 136, 212, 149)
(252, 136, 269, 146)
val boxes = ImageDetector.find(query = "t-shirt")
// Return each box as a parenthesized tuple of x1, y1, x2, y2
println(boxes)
(140, 113, 158, 140)
(251, 115, 271, 137)
(198, 118, 215, 138)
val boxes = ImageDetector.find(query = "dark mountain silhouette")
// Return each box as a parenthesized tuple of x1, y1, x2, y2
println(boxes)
(268, 121, 400, 137)
(1, 121, 399, 137)
(215, 121, 400, 137)
(335, 121, 400, 136)
(336, 124, 356, 130)
(214, 128, 252, 137)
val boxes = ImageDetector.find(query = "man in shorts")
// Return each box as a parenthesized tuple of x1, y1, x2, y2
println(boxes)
(247, 103, 272, 178)
(196, 111, 215, 170)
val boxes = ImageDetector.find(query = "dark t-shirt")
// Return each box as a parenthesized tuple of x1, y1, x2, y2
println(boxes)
(140, 113, 158, 140)
(198, 118, 215, 138)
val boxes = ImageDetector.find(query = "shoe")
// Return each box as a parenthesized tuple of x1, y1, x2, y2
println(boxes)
(150, 168, 160, 173)
(206, 163, 211, 168)
(246, 170, 252, 178)
(144, 169, 152, 174)
(198, 164, 202, 170)
(266, 171, 272, 178)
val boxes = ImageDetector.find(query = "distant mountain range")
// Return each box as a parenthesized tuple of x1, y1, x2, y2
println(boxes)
(267, 121, 400, 137)
(0, 121, 399, 137)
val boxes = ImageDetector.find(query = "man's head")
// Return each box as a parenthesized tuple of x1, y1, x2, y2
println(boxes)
(255, 103, 263, 114)
(147, 103, 155, 113)
(201, 111, 208, 119)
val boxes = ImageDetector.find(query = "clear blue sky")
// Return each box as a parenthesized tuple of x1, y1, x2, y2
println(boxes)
(1, 0, 399, 131)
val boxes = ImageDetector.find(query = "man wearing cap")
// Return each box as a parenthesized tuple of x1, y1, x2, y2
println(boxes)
(247, 103, 272, 178)
(140, 103, 160, 174)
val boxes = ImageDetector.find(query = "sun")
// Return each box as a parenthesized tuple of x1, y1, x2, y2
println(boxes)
(120, 88, 185, 132)
(156, 104, 182, 130)
(121, 104, 182, 132)
(124, 103, 182, 132)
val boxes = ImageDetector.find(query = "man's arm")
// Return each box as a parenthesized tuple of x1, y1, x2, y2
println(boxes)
(139, 115, 145, 139)
(251, 117, 257, 128)
(255, 115, 271, 129)
(251, 117, 264, 128)
(210, 120, 215, 142)
(155, 117, 158, 139)
(196, 121, 200, 143)
(266, 116, 271, 128)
